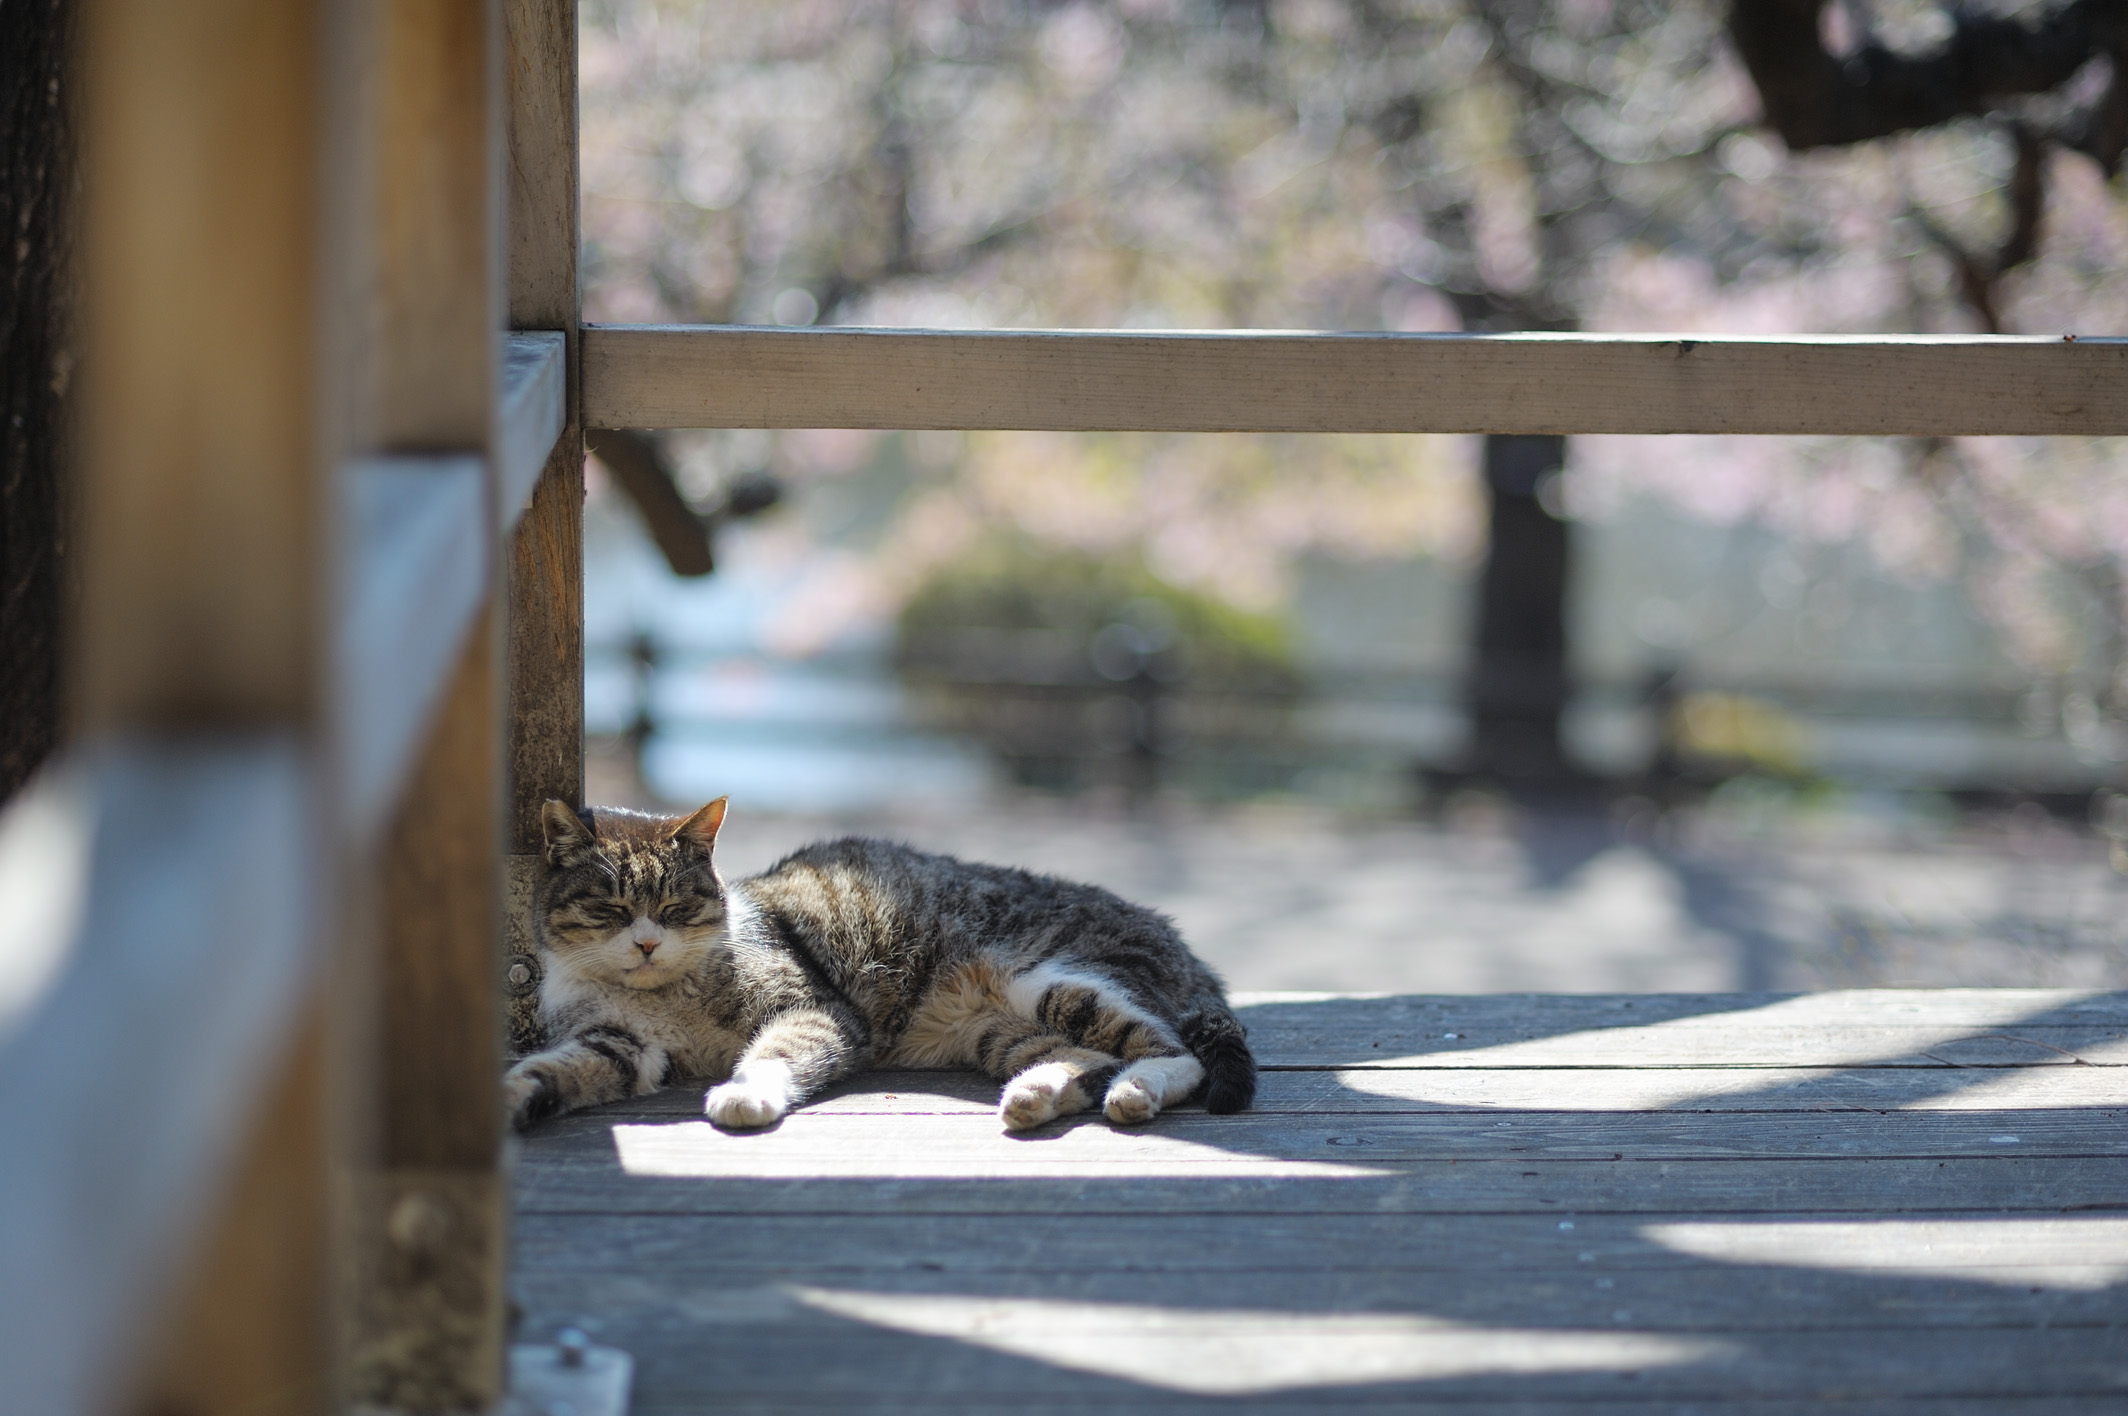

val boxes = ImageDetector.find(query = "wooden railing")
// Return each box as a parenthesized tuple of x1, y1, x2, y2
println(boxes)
(584, 326, 2128, 436)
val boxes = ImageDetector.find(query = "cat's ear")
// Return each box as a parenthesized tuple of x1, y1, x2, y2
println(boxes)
(671, 796, 728, 853)
(542, 799, 599, 867)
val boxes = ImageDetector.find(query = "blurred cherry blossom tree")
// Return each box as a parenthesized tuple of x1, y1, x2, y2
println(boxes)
(581, 0, 2128, 742)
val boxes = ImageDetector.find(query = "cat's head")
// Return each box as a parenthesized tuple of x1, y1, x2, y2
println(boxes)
(537, 797, 731, 990)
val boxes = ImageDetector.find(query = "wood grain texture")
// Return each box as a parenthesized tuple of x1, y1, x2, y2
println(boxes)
(1226, 989, 2128, 1024)
(592, 1063, 2128, 1117)
(336, 455, 488, 843)
(511, 993, 2128, 1409)
(377, 610, 505, 1170)
(528, 1106, 2128, 1162)
(127, 1003, 332, 1416)
(343, 2, 509, 1407)
(635, 1401, 2127, 1416)
(499, 330, 567, 527)
(359, 611, 507, 1408)
(515, 1210, 2128, 1280)
(509, 1264, 2128, 1336)
(76, 0, 322, 729)
(501, 0, 582, 1065)
(582, 326, 2128, 436)
(352, 0, 498, 451)
(65, 1, 336, 1409)
(0, 745, 319, 1416)
(518, 1153, 2125, 1215)
(1224, 990, 2128, 1068)
(434, 1320, 2128, 1401)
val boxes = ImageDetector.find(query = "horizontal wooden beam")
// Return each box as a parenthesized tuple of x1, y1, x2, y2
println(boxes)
(499, 330, 567, 527)
(582, 326, 2128, 437)
(0, 742, 316, 1416)
(337, 456, 487, 842)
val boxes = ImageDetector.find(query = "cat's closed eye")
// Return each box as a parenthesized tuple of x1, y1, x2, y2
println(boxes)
(570, 897, 631, 928)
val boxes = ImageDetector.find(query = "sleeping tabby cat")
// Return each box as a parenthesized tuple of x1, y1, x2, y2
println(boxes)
(503, 798, 1254, 1132)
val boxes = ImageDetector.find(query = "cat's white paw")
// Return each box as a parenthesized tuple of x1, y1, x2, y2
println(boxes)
(1103, 1076, 1159, 1125)
(1103, 1054, 1203, 1125)
(999, 1062, 1073, 1130)
(706, 1061, 791, 1129)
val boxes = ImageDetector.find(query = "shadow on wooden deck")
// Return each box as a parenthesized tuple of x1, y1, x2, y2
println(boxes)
(512, 991, 2128, 1413)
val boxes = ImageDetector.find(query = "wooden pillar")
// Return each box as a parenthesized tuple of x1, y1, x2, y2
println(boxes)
(77, 0, 335, 1411)
(501, 0, 583, 1057)
(342, 1, 511, 1408)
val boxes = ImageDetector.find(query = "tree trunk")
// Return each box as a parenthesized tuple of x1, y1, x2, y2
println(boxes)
(0, 0, 76, 802)
(1466, 433, 1572, 786)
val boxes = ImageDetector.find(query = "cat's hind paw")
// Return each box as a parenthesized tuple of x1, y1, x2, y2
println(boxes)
(999, 1062, 1076, 1130)
(1103, 1055, 1204, 1126)
(706, 1062, 792, 1129)
(1102, 1076, 1159, 1125)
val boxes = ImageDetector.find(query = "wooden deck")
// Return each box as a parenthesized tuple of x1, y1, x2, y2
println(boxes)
(511, 991, 2128, 1413)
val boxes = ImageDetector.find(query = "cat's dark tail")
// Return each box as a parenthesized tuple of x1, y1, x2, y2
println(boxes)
(1181, 1006, 1256, 1114)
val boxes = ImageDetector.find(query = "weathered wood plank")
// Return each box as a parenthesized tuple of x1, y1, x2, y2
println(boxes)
(62, 0, 337, 1408)
(0, 745, 318, 1416)
(590, 1063, 2128, 1117)
(581, 326, 2128, 437)
(1229, 990, 2128, 1026)
(1256, 1028, 2128, 1069)
(516, 1153, 2128, 1215)
(343, 2, 509, 1408)
(336, 455, 488, 842)
(511, 992, 2128, 1410)
(511, 1263, 2128, 1334)
(632, 1401, 2127, 1416)
(499, 331, 567, 528)
(440, 1316, 2128, 1400)
(523, 1108, 2128, 1164)
(1224, 991, 2128, 1068)
(501, 0, 585, 1057)
(515, 1210, 2128, 1281)
(74, 0, 325, 734)
(128, 1006, 332, 1416)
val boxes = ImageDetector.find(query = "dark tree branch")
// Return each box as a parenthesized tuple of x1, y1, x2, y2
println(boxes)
(1905, 124, 2047, 333)
(1729, 0, 2112, 149)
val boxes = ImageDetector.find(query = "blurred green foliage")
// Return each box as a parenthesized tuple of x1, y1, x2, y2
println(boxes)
(897, 540, 1298, 691)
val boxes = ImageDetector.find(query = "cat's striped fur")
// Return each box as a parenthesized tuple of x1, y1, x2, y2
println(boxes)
(503, 798, 1254, 1132)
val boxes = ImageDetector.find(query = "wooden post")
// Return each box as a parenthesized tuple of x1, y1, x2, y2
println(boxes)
(501, 0, 583, 1057)
(76, 0, 335, 1411)
(342, 0, 511, 1408)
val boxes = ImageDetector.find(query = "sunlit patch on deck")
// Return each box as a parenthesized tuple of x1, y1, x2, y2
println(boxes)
(1643, 1218, 2128, 1290)
(788, 1287, 1730, 1395)
(610, 1119, 1385, 1179)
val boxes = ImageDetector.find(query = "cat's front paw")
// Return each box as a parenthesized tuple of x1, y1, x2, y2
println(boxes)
(503, 1066, 561, 1132)
(706, 1068, 790, 1129)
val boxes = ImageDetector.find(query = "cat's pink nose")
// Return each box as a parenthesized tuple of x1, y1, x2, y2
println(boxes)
(635, 940, 658, 959)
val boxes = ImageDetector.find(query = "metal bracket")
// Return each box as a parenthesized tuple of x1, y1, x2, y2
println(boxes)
(501, 1329, 632, 1416)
